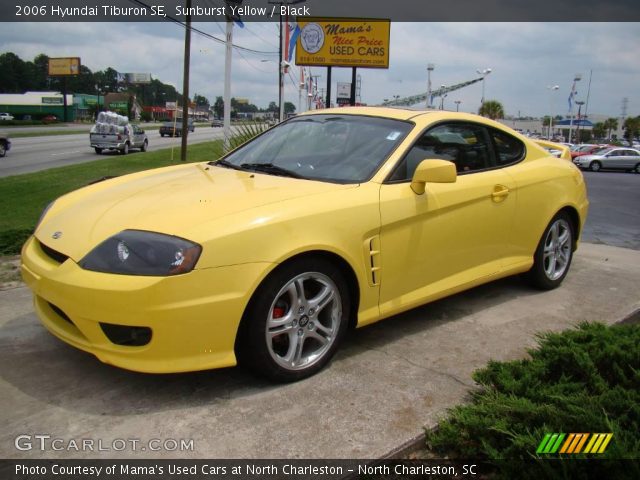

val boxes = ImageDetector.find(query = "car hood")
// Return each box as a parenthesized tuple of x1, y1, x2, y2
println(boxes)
(36, 163, 356, 261)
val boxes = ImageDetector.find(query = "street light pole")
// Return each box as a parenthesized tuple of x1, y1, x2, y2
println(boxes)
(567, 73, 582, 144)
(476, 68, 492, 107)
(575, 100, 585, 143)
(547, 85, 559, 139)
(426, 63, 434, 109)
(454, 100, 461, 112)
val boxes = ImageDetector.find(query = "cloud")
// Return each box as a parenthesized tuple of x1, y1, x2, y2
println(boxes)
(1, 22, 638, 116)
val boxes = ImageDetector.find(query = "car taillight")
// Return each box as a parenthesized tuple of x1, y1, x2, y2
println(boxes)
(117, 134, 122, 140)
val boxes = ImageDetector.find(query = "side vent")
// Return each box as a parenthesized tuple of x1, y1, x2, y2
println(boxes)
(365, 236, 381, 286)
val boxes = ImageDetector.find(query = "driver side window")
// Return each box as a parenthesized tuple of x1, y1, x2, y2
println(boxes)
(388, 123, 491, 181)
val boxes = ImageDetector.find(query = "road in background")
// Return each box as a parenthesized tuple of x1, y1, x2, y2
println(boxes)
(580, 171, 640, 250)
(0, 126, 227, 177)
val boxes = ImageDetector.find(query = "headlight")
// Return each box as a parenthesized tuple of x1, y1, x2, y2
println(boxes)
(80, 230, 202, 276)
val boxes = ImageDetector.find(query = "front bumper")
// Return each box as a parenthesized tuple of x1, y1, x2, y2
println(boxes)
(21, 235, 272, 373)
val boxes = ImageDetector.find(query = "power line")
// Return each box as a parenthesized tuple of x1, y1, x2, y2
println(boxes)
(126, 0, 278, 55)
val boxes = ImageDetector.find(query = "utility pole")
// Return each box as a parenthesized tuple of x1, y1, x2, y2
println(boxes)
(224, 20, 233, 152)
(180, 0, 191, 162)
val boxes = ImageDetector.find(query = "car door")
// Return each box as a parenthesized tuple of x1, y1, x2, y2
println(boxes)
(621, 150, 640, 169)
(378, 122, 517, 316)
(603, 149, 624, 169)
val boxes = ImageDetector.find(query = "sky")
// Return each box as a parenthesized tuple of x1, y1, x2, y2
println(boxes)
(1, 22, 639, 118)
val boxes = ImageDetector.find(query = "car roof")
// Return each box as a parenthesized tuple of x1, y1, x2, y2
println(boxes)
(300, 106, 431, 121)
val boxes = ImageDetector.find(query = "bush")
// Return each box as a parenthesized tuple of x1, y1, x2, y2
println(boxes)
(426, 322, 640, 478)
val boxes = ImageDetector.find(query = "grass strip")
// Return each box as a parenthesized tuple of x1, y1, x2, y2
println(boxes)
(0, 140, 222, 254)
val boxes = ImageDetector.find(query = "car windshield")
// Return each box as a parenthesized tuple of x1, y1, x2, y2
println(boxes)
(218, 114, 412, 183)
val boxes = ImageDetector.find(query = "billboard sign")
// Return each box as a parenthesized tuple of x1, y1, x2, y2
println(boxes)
(48, 57, 81, 76)
(295, 18, 390, 69)
(166, 102, 177, 110)
(337, 82, 351, 99)
(119, 73, 152, 84)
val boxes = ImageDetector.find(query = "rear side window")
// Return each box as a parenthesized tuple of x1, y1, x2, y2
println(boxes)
(490, 128, 525, 166)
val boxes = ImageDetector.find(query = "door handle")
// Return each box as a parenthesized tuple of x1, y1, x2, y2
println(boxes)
(491, 185, 510, 201)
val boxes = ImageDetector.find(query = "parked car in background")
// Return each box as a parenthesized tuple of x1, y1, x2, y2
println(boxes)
(0, 113, 15, 121)
(573, 147, 640, 173)
(211, 118, 223, 127)
(570, 144, 600, 159)
(22, 108, 588, 382)
(159, 119, 194, 137)
(42, 115, 58, 123)
(0, 131, 11, 157)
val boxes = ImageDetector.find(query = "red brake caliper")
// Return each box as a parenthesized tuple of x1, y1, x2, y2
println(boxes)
(272, 306, 286, 319)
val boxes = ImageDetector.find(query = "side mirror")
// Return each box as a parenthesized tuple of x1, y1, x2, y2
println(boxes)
(410, 159, 457, 195)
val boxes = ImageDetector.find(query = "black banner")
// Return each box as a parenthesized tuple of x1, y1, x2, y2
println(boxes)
(3, 0, 640, 22)
(3, 459, 640, 480)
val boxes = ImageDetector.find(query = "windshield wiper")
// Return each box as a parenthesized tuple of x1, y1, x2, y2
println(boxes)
(210, 159, 243, 170)
(240, 163, 306, 179)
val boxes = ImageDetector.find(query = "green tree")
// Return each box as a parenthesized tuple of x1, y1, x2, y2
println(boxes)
(284, 102, 296, 114)
(193, 93, 209, 107)
(267, 101, 278, 112)
(603, 117, 618, 139)
(478, 100, 505, 120)
(213, 96, 224, 119)
(0, 52, 27, 92)
(592, 122, 606, 140)
(623, 116, 640, 141)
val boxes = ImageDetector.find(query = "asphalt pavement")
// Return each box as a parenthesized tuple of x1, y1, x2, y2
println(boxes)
(0, 126, 228, 178)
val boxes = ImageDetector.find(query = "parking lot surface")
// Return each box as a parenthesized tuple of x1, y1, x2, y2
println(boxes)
(1, 243, 638, 459)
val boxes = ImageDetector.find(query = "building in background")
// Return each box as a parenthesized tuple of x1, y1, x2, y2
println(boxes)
(0, 91, 74, 120)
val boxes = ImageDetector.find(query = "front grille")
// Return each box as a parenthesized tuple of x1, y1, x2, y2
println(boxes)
(48, 302, 74, 325)
(100, 323, 152, 347)
(39, 241, 69, 264)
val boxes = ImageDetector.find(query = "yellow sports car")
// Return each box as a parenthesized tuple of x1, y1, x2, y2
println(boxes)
(21, 108, 588, 382)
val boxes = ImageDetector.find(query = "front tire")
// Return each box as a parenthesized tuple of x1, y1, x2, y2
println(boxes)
(589, 161, 601, 172)
(94, 147, 102, 154)
(141, 140, 148, 152)
(236, 258, 350, 382)
(0, 141, 6, 157)
(526, 212, 574, 290)
(634, 163, 640, 174)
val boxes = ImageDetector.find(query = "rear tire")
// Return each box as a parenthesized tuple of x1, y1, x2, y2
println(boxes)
(0, 141, 6, 157)
(94, 147, 102, 154)
(236, 258, 350, 382)
(526, 212, 574, 290)
(634, 163, 640, 174)
(589, 161, 601, 172)
(120, 143, 129, 155)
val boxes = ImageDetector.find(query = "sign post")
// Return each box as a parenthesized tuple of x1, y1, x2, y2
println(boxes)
(48, 57, 81, 122)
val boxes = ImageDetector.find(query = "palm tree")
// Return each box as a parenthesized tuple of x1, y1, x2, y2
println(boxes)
(603, 118, 618, 140)
(478, 100, 505, 120)
(623, 116, 640, 142)
(592, 122, 606, 140)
